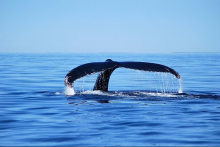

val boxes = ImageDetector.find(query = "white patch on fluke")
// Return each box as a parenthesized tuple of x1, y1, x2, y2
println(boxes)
(64, 86, 75, 95)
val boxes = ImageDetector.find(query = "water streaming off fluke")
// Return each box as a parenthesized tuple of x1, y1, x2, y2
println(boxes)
(70, 70, 182, 94)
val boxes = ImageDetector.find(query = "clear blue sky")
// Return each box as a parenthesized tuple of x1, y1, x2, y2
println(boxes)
(0, 0, 219, 53)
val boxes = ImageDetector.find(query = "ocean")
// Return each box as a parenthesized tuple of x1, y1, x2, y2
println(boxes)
(1, 53, 220, 146)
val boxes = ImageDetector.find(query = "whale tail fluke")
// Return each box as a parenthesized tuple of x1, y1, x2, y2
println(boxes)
(64, 59, 180, 91)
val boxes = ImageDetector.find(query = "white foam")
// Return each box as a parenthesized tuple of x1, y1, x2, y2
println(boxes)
(81, 90, 104, 95)
(63, 86, 75, 95)
(81, 90, 177, 98)
(138, 92, 177, 97)
(81, 90, 117, 96)
(55, 92, 62, 95)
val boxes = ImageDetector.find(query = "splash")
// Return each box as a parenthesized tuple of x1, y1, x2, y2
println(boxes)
(178, 79, 183, 93)
(63, 86, 75, 95)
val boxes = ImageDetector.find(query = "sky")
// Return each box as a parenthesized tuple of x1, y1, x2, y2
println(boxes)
(0, 0, 219, 53)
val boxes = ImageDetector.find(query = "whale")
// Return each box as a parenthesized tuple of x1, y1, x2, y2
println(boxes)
(64, 59, 181, 91)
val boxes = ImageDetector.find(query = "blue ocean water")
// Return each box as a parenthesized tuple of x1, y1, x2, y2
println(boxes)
(0, 53, 220, 146)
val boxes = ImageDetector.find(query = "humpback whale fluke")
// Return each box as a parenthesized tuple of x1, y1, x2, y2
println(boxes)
(64, 59, 181, 91)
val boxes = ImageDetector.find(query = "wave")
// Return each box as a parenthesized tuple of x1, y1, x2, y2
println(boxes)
(62, 89, 220, 100)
